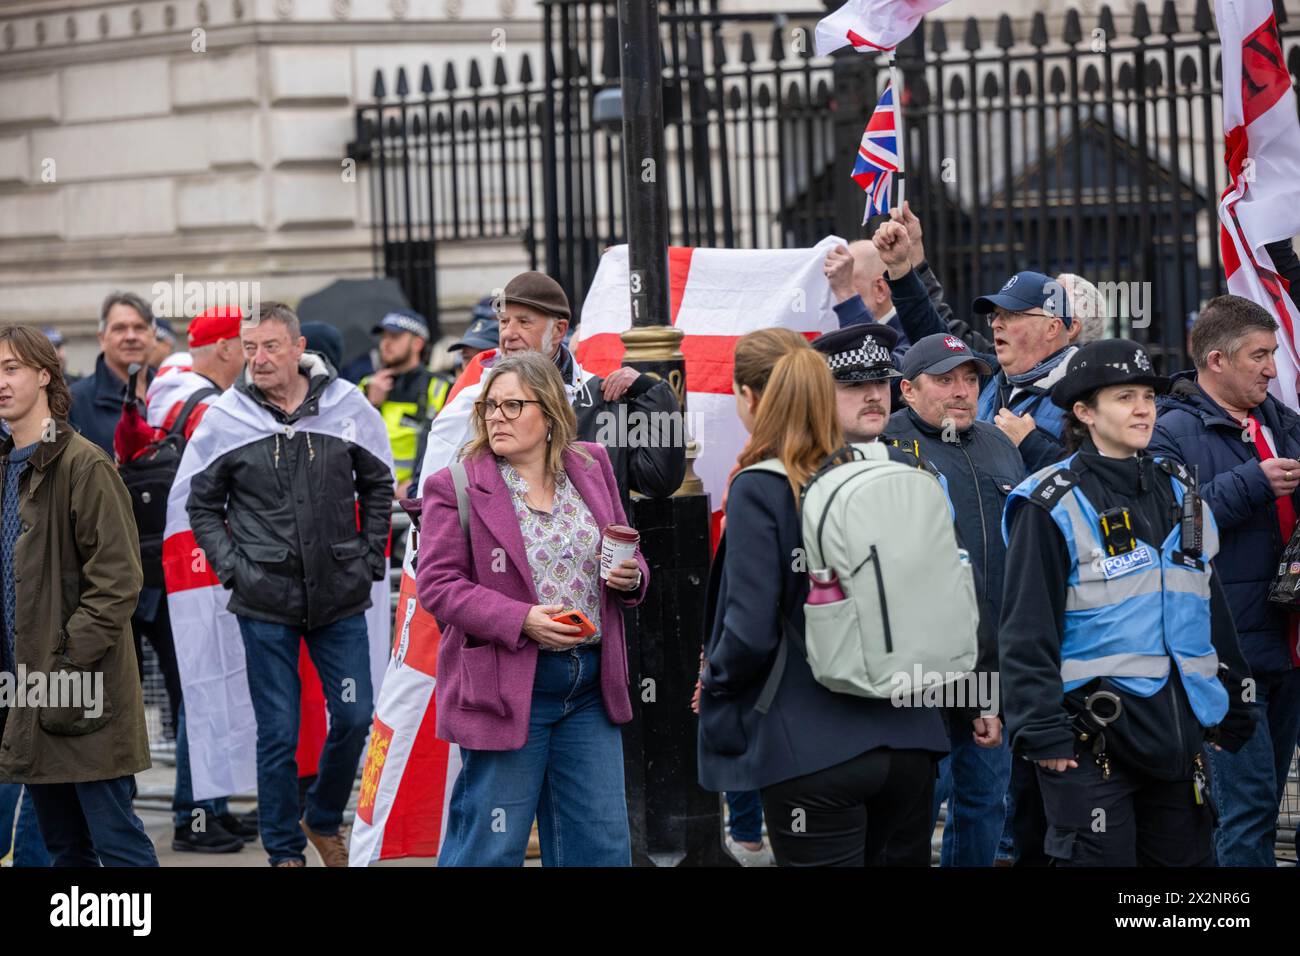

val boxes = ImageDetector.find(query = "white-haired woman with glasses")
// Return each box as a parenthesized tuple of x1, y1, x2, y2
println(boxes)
(416, 351, 649, 866)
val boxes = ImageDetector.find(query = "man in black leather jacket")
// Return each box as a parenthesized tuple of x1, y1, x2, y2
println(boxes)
(186, 303, 392, 867)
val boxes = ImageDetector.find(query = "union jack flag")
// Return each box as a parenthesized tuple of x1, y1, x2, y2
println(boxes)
(852, 82, 900, 221)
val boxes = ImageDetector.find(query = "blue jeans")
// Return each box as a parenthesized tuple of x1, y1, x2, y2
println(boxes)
(726, 790, 764, 844)
(0, 783, 51, 866)
(930, 720, 1012, 866)
(237, 613, 374, 865)
(438, 645, 631, 867)
(1207, 667, 1300, 866)
(172, 704, 230, 830)
(27, 776, 158, 867)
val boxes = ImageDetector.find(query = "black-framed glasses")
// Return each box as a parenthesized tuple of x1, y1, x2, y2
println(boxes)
(475, 398, 543, 421)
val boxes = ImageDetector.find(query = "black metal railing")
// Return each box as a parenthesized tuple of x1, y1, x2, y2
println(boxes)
(348, 0, 1300, 369)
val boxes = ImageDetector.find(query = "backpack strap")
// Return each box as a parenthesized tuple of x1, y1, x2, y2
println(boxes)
(167, 387, 221, 438)
(754, 615, 799, 715)
(734, 458, 787, 480)
(449, 460, 471, 542)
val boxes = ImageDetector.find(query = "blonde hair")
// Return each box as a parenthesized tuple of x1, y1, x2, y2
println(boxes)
(733, 328, 809, 397)
(737, 347, 843, 502)
(460, 351, 590, 475)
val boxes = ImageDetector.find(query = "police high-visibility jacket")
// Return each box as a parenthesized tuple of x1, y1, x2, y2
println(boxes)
(359, 366, 450, 484)
(1003, 455, 1229, 729)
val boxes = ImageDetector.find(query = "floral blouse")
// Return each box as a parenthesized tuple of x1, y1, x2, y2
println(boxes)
(499, 461, 603, 649)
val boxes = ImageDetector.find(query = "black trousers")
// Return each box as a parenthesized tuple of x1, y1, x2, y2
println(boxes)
(1035, 754, 1215, 866)
(760, 748, 936, 867)
(132, 594, 181, 737)
(1010, 756, 1050, 867)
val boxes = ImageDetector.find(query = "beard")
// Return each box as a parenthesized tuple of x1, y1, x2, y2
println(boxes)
(385, 342, 415, 369)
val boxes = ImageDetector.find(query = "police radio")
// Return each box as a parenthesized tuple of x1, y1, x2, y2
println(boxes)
(1180, 465, 1203, 559)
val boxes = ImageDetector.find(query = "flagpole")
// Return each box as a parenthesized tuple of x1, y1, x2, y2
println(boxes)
(889, 51, 906, 210)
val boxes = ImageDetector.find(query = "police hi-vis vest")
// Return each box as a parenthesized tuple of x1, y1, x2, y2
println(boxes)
(1003, 455, 1229, 728)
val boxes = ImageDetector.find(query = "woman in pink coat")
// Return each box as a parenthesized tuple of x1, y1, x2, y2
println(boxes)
(417, 351, 649, 866)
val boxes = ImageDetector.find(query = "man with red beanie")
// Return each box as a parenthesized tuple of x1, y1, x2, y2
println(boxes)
(132, 305, 254, 854)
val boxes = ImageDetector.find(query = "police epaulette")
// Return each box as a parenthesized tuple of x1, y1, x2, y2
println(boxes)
(1027, 468, 1080, 509)
(1156, 458, 1196, 489)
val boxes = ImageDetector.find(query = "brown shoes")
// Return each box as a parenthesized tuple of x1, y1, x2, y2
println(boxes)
(300, 819, 350, 867)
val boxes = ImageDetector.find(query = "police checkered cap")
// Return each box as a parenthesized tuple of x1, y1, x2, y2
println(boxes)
(827, 338, 892, 373)
(374, 310, 430, 340)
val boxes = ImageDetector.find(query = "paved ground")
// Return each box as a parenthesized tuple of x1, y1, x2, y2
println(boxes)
(135, 761, 438, 867)
(72, 755, 1300, 868)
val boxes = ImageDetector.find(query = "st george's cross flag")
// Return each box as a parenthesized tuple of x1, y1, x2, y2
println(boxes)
(348, 239, 847, 862)
(1215, 0, 1300, 410)
(814, 0, 951, 56)
(853, 82, 901, 221)
(162, 361, 394, 802)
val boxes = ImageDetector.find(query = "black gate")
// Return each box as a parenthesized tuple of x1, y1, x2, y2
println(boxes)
(348, 0, 1300, 366)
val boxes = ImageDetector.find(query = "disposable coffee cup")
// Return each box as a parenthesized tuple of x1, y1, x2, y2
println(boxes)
(600, 525, 640, 580)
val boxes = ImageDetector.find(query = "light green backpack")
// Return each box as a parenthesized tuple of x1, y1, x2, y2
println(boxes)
(738, 443, 978, 704)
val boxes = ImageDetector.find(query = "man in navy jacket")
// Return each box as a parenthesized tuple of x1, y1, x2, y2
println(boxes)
(1148, 294, 1300, 867)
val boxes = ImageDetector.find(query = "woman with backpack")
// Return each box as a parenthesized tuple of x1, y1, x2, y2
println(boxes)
(697, 339, 949, 867)
(999, 339, 1255, 865)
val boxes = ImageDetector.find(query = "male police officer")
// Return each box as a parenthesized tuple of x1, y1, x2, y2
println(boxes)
(810, 323, 900, 443)
(360, 310, 449, 498)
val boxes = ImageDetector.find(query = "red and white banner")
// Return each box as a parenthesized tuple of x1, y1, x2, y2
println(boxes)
(1215, 0, 1300, 410)
(814, 0, 950, 56)
(348, 581, 461, 865)
(163, 363, 393, 801)
(577, 238, 847, 538)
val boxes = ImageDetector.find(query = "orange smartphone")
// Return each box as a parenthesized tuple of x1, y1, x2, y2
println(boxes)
(550, 608, 597, 638)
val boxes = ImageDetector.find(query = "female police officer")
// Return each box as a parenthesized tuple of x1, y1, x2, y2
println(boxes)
(998, 339, 1253, 866)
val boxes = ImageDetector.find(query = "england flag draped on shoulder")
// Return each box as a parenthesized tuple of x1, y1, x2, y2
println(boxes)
(162, 361, 393, 801)
(1215, 0, 1300, 410)
(815, 0, 951, 56)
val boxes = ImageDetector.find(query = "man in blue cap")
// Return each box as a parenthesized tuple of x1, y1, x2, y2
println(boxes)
(869, 221, 1078, 472)
(359, 308, 449, 497)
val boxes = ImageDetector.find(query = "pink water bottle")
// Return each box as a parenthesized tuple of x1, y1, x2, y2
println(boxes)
(806, 568, 845, 605)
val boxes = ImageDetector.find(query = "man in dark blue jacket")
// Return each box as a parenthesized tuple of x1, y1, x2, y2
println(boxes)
(868, 222, 1077, 474)
(1148, 294, 1300, 867)
(884, 333, 1024, 866)
(69, 291, 157, 454)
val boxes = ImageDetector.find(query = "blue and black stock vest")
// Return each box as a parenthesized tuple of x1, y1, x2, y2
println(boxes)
(1002, 455, 1229, 728)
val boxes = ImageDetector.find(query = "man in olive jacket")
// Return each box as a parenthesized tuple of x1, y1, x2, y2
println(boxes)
(0, 325, 156, 866)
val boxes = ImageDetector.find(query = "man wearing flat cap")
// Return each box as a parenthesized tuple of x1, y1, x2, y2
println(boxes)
(418, 271, 686, 506)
